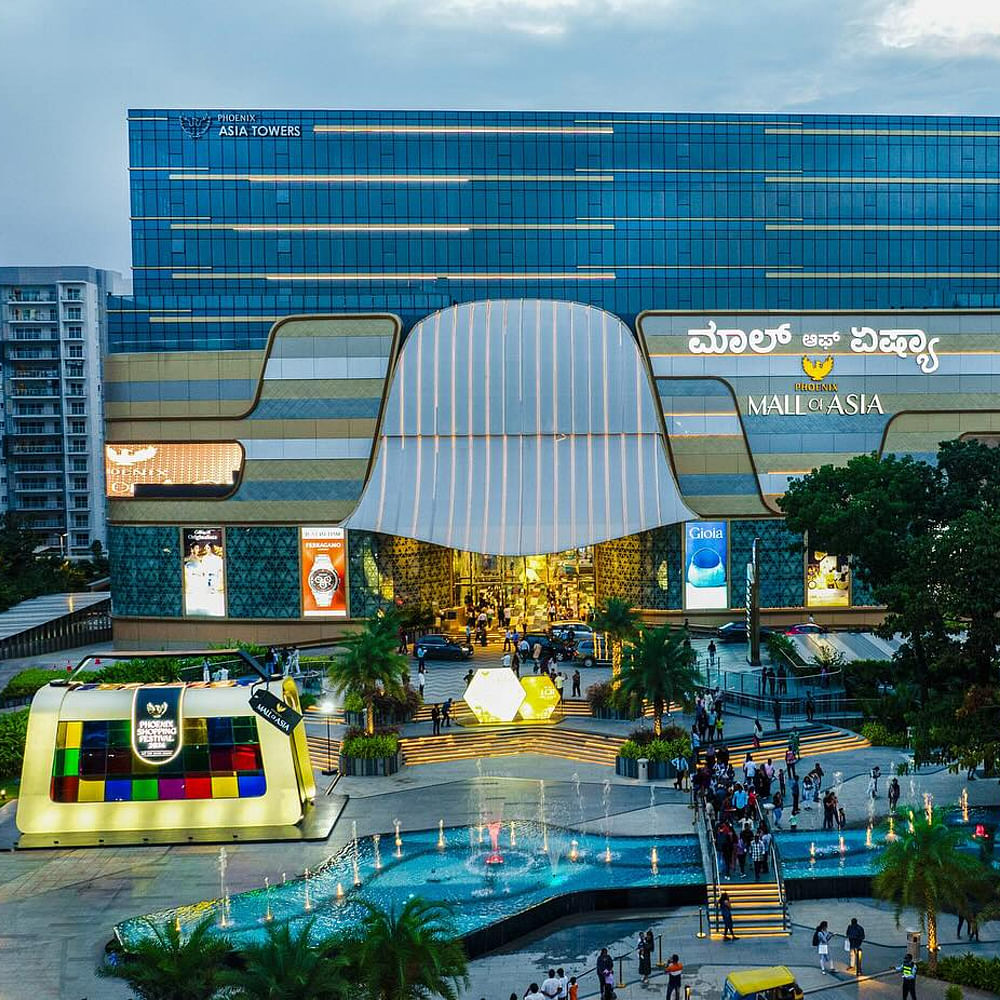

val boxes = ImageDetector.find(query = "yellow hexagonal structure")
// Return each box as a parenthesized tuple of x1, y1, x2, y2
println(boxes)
(463, 668, 526, 724)
(517, 675, 561, 721)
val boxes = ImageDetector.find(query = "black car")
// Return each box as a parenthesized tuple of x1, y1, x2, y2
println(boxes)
(574, 636, 610, 668)
(522, 632, 573, 662)
(413, 634, 473, 660)
(716, 621, 777, 644)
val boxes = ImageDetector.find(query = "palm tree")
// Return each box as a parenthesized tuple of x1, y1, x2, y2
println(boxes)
(615, 625, 700, 735)
(347, 898, 469, 1000)
(873, 809, 989, 973)
(329, 612, 409, 734)
(96, 915, 230, 1000)
(591, 596, 641, 678)
(224, 917, 348, 1000)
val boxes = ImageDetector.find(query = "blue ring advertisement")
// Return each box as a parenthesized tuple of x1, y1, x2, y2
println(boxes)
(684, 521, 729, 610)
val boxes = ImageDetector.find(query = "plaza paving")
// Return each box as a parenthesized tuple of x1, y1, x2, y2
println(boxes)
(0, 637, 997, 999)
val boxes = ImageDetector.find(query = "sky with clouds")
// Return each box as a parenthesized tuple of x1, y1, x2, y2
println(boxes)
(1, 0, 999, 275)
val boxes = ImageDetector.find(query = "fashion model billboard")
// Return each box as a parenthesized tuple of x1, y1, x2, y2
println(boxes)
(182, 527, 226, 617)
(806, 551, 850, 607)
(300, 527, 347, 617)
(684, 521, 729, 610)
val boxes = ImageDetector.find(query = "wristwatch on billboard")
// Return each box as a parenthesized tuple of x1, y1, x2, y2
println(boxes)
(307, 554, 339, 607)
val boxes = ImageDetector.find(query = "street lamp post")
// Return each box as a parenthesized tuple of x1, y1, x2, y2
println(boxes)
(319, 699, 336, 776)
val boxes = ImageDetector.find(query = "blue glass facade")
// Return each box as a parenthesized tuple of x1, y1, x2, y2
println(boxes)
(113, 110, 1000, 352)
(105, 110, 1000, 631)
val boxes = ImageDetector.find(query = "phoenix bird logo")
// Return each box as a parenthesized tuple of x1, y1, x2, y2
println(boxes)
(179, 114, 212, 139)
(146, 701, 169, 719)
(802, 355, 835, 381)
(107, 445, 158, 466)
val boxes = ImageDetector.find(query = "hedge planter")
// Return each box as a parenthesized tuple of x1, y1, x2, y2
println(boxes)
(591, 706, 641, 721)
(344, 708, 416, 729)
(337, 752, 402, 777)
(614, 757, 677, 780)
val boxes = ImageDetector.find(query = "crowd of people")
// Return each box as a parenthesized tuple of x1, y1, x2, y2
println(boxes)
(512, 942, 685, 1000)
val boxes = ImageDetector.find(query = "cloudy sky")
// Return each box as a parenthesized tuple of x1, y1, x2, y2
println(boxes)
(1, 0, 999, 275)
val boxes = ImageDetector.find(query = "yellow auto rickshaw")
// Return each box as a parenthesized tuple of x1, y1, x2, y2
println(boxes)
(722, 967, 804, 1000)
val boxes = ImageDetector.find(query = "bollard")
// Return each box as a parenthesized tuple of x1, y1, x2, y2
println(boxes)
(617, 956, 625, 988)
(856, 948, 863, 976)
(657, 933, 665, 968)
(685, 987, 691, 1000)
(696, 908, 706, 939)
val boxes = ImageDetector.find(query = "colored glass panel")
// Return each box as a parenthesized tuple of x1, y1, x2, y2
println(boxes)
(184, 776, 213, 799)
(132, 778, 159, 801)
(211, 775, 240, 798)
(237, 774, 266, 798)
(77, 779, 106, 802)
(105, 779, 133, 802)
(64, 721, 82, 748)
(158, 778, 186, 800)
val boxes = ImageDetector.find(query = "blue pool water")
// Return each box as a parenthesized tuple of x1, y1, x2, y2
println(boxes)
(116, 824, 702, 948)
(116, 809, 996, 949)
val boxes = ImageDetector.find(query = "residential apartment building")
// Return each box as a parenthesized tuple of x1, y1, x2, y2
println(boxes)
(1, 266, 126, 558)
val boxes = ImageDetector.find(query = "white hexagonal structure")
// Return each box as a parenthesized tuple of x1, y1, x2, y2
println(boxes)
(463, 668, 526, 724)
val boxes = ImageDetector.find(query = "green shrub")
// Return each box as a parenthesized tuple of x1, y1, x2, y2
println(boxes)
(860, 721, 909, 747)
(298, 693, 318, 711)
(944, 984, 963, 1000)
(343, 691, 364, 713)
(340, 733, 400, 759)
(2, 668, 64, 701)
(930, 954, 1000, 994)
(92, 658, 188, 685)
(0, 710, 29, 779)
(587, 681, 615, 710)
(619, 734, 691, 763)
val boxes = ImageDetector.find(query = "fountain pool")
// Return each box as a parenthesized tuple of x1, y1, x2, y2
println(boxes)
(116, 825, 702, 949)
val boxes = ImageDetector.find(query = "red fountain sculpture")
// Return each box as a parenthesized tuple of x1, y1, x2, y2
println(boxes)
(485, 820, 504, 865)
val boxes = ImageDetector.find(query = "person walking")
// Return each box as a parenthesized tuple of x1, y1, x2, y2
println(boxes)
(417, 663, 427, 698)
(442, 697, 452, 728)
(719, 891, 737, 940)
(418, 646, 427, 674)
(665, 956, 683, 1000)
(541, 969, 561, 1000)
(791, 774, 800, 815)
(784, 745, 797, 779)
(502, 650, 512, 672)
(845, 917, 866, 973)
(572, 668, 581, 697)
(596, 948, 614, 1000)
(814, 921, 834, 974)
(554, 671, 565, 700)
(768, 667, 776, 697)
(431, 703, 441, 736)
(888, 776, 901, 812)
(556, 968, 568, 1000)
(749, 833, 767, 879)
(773, 697, 782, 732)
(772, 791, 784, 829)
(805, 691, 815, 722)
(777, 664, 788, 695)
(503, 628, 513, 652)
(707, 639, 717, 667)
(753, 717, 763, 750)
(897, 953, 918, 1000)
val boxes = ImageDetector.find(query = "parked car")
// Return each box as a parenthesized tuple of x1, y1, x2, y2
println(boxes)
(785, 623, 828, 635)
(716, 621, 778, 644)
(574, 635, 611, 668)
(413, 634, 474, 660)
(551, 621, 594, 643)
(522, 632, 573, 662)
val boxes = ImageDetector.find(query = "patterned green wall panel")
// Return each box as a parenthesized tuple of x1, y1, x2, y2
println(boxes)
(227, 527, 301, 618)
(850, 572, 881, 608)
(731, 520, 805, 609)
(109, 525, 183, 617)
(594, 525, 682, 610)
(348, 531, 452, 619)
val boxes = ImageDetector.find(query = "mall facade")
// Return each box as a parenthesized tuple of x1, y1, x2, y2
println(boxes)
(106, 110, 1000, 645)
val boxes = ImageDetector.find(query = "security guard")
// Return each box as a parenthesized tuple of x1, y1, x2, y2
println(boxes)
(897, 953, 918, 1000)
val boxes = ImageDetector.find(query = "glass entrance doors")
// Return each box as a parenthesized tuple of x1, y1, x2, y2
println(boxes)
(452, 548, 596, 629)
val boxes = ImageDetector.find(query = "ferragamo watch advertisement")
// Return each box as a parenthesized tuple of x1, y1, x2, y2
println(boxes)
(300, 527, 347, 617)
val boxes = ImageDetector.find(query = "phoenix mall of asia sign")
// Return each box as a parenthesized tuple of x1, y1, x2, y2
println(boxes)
(687, 320, 942, 418)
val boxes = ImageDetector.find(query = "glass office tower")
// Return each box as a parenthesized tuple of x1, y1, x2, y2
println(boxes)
(106, 111, 1000, 644)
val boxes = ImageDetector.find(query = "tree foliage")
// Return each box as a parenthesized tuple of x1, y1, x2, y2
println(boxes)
(615, 626, 700, 735)
(592, 596, 641, 677)
(779, 439, 1000, 766)
(873, 809, 991, 974)
(328, 612, 409, 734)
(97, 916, 231, 1000)
(345, 898, 469, 1000)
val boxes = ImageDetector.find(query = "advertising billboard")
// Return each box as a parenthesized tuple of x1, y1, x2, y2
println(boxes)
(105, 442, 243, 498)
(806, 550, 850, 607)
(300, 527, 347, 617)
(684, 521, 729, 610)
(182, 527, 226, 617)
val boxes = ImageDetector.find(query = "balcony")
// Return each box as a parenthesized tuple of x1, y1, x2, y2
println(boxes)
(6, 294, 56, 304)
(6, 351, 60, 362)
(12, 483, 63, 492)
(11, 369, 60, 380)
(9, 388, 61, 397)
(8, 445, 63, 455)
(15, 502, 66, 512)
(11, 466, 63, 474)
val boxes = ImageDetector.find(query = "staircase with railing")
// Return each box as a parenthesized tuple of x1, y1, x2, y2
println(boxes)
(694, 795, 791, 939)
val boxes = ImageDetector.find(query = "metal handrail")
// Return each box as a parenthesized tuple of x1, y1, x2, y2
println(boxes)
(696, 798, 722, 933)
(752, 800, 791, 932)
